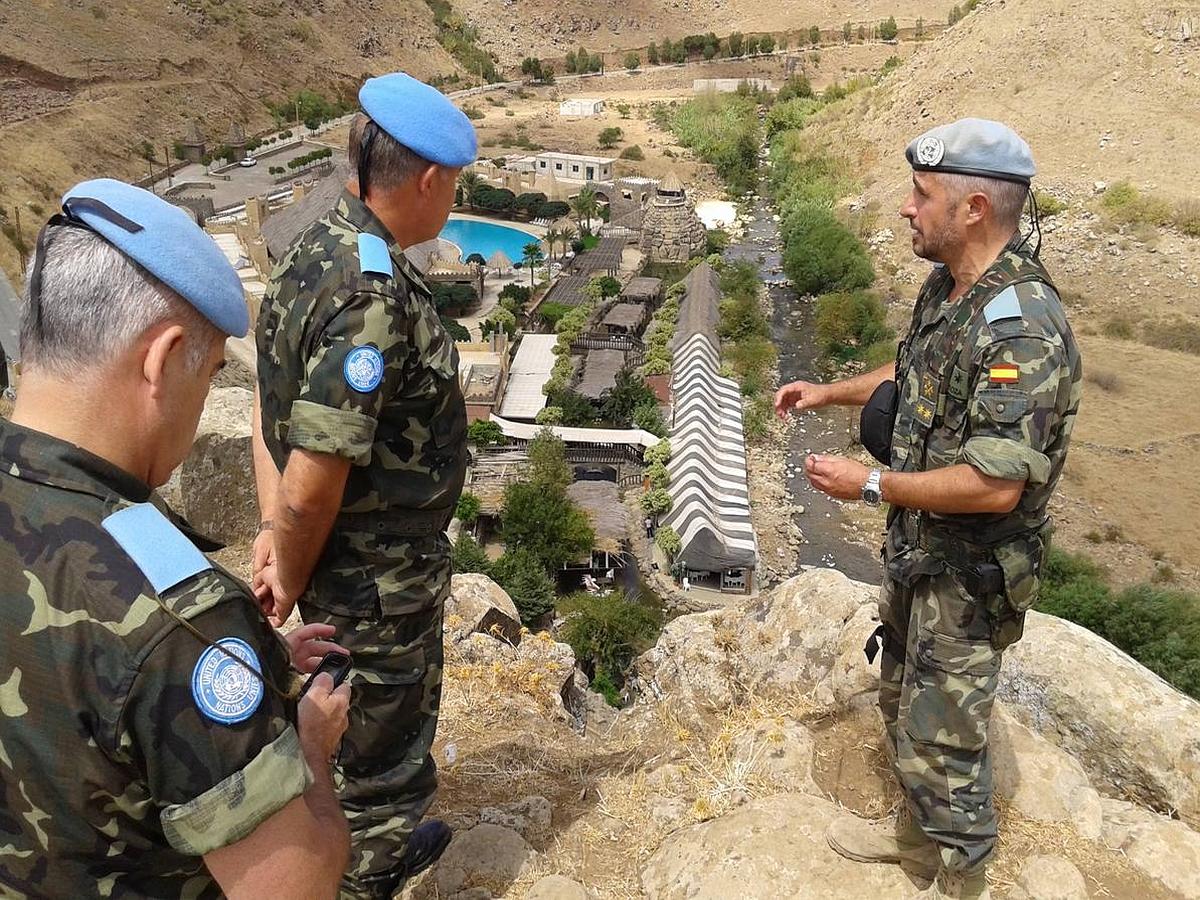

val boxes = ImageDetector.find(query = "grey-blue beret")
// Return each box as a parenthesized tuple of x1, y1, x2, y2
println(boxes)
(906, 118, 1036, 185)
(359, 72, 478, 168)
(59, 179, 248, 336)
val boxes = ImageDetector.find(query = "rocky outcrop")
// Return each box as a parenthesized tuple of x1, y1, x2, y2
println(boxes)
(447, 573, 524, 645)
(1101, 798, 1200, 897)
(1008, 856, 1088, 900)
(179, 386, 256, 545)
(427, 824, 536, 898)
(641, 793, 917, 899)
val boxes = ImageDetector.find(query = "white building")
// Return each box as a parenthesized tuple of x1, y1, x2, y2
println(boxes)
(693, 78, 775, 94)
(531, 152, 615, 184)
(559, 98, 605, 117)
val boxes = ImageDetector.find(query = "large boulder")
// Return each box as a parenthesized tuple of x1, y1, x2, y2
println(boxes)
(989, 704, 1103, 840)
(179, 387, 256, 545)
(447, 574, 523, 645)
(999, 611, 1200, 825)
(430, 824, 536, 897)
(1007, 856, 1088, 900)
(1100, 798, 1200, 897)
(642, 793, 917, 899)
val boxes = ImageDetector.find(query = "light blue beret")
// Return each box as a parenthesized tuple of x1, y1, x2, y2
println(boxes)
(906, 118, 1036, 186)
(359, 72, 478, 168)
(61, 179, 248, 337)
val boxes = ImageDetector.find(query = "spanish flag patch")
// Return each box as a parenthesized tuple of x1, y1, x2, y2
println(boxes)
(989, 364, 1020, 384)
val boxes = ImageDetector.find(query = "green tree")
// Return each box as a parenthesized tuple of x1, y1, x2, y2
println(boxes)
(547, 387, 598, 426)
(640, 488, 672, 517)
(468, 419, 506, 446)
(632, 401, 666, 437)
(809, 25, 821, 45)
(759, 34, 775, 54)
(591, 274, 621, 300)
(558, 589, 663, 700)
(858, 23, 867, 41)
(644, 438, 672, 466)
(598, 126, 624, 149)
(655, 525, 682, 560)
(879, 16, 899, 39)
(647, 42, 659, 65)
(781, 206, 875, 295)
(490, 549, 556, 625)
(501, 458, 594, 572)
(482, 306, 517, 338)
(528, 428, 571, 492)
(455, 491, 482, 524)
(452, 533, 491, 575)
(570, 186, 599, 233)
(440, 316, 470, 342)
(615, 102, 632, 119)
(746, 36, 760, 55)
(544, 226, 561, 260)
(522, 241, 545, 288)
(915, 16, 925, 37)
(728, 31, 744, 57)
(843, 21, 852, 42)
(565, 49, 578, 73)
(645, 461, 670, 489)
(624, 52, 640, 72)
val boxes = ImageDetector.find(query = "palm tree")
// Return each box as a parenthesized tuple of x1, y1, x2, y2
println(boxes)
(570, 187, 598, 235)
(544, 227, 560, 261)
(458, 170, 483, 209)
(522, 241, 545, 289)
(559, 223, 577, 254)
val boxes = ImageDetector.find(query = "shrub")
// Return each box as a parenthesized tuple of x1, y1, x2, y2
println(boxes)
(558, 589, 662, 700)
(655, 525, 682, 559)
(644, 439, 672, 465)
(468, 419, 506, 446)
(1102, 315, 1136, 340)
(455, 491, 482, 523)
(451, 534, 491, 575)
(670, 94, 761, 194)
(535, 200, 570, 220)
(1034, 190, 1068, 218)
(490, 549, 556, 625)
(619, 145, 645, 161)
(1099, 180, 1172, 228)
(766, 97, 823, 137)
(633, 401, 667, 437)
(1174, 199, 1200, 237)
(598, 126, 624, 149)
(462, 105, 485, 120)
(879, 16, 898, 40)
(645, 461, 670, 489)
(760, 34, 776, 54)
(640, 487, 673, 516)
(536, 301, 574, 328)
(815, 291, 892, 360)
(624, 52, 640, 71)
(782, 207, 875, 295)
(1140, 317, 1200, 356)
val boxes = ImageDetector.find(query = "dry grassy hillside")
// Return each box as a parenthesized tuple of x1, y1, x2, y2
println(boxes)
(795, 0, 1200, 586)
(0, 0, 459, 278)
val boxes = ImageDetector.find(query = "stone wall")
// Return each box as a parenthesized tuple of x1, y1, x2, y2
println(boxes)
(639, 202, 707, 263)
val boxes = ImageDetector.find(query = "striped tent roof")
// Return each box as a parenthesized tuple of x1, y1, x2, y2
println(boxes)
(660, 277, 757, 572)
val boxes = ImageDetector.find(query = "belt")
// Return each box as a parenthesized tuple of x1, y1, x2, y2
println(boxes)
(335, 506, 454, 537)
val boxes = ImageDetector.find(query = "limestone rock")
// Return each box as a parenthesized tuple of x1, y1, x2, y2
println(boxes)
(447, 574, 523, 645)
(455, 631, 518, 664)
(1008, 855, 1088, 900)
(730, 719, 819, 796)
(642, 793, 916, 899)
(1100, 798, 1200, 897)
(516, 632, 584, 718)
(990, 704, 1103, 839)
(634, 608, 736, 720)
(999, 611, 1200, 824)
(526, 874, 590, 900)
(478, 795, 552, 843)
(432, 824, 535, 896)
(180, 387, 256, 545)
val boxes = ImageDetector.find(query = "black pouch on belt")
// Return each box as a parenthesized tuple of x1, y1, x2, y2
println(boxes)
(860, 379, 898, 466)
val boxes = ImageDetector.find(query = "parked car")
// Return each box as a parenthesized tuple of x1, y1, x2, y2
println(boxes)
(238, 157, 258, 168)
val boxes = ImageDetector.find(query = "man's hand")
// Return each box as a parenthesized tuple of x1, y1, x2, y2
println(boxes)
(297, 672, 351, 766)
(774, 380, 832, 419)
(283, 623, 350, 674)
(251, 526, 274, 582)
(253, 563, 299, 628)
(805, 453, 870, 501)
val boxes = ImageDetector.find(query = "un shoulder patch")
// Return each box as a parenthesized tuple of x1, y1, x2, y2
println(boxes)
(983, 286, 1023, 324)
(358, 233, 393, 279)
(191, 638, 264, 725)
(344, 345, 385, 392)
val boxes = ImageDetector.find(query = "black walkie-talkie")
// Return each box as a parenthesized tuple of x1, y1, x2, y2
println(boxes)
(299, 651, 353, 697)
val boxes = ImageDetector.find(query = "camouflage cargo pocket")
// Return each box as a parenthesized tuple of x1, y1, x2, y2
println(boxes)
(993, 523, 1052, 616)
(341, 641, 430, 774)
(905, 631, 1000, 753)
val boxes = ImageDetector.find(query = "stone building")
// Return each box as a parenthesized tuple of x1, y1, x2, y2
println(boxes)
(179, 120, 206, 164)
(639, 172, 707, 263)
(226, 121, 248, 162)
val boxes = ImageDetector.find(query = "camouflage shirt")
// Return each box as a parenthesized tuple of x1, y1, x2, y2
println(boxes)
(888, 240, 1082, 613)
(256, 190, 467, 616)
(0, 420, 310, 899)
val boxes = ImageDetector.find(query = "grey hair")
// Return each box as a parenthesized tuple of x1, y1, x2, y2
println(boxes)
(941, 173, 1029, 232)
(20, 226, 222, 377)
(348, 111, 434, 193)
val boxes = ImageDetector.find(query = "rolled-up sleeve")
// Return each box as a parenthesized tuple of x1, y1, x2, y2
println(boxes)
(959, 336, 1066, 485)
(290, 290, 411, 465)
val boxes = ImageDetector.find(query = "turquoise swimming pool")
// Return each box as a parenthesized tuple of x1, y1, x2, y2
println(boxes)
(438, 217, 539, 263)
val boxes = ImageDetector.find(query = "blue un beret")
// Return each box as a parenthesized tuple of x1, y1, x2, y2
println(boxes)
(61, 179, 248, 337)
(906, 118, 1036, 186)
(359, 72, 478, 168)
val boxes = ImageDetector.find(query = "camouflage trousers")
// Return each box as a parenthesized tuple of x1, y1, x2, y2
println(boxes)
(877, 567, 1002, 874)
(299, 591, 446, 898)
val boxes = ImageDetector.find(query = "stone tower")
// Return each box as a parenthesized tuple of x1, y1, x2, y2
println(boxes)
(226, 121, 248, 162)
(639, 171, 707, 263)
(179, 120, 206, 164)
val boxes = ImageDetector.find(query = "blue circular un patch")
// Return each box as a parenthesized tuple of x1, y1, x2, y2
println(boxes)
(344, 345, 385, 393)
(191, 638, 264, 725)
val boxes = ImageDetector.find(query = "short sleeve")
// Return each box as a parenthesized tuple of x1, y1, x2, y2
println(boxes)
(122, 586, 310, 856)
(959, 336, 1067, 485)
(288, 290, 411, 465)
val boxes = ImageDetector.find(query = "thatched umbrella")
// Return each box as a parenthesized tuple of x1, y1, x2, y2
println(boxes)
(488, 250, 514, 275)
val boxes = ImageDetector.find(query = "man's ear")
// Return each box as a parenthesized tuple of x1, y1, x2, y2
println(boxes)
(417, 164, 441, 197)
(965, 191, 991, 226)
(142, 324, 187, 396)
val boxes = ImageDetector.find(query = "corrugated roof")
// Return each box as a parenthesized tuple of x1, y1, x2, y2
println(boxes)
(261, 164, 349, 259)
(497, 333, 559, 419)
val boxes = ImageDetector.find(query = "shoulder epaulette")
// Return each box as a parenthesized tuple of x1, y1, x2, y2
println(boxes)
(101, 503, 213, 594)
(358, 233, 394, 279)
(983, 286, 1023, 324)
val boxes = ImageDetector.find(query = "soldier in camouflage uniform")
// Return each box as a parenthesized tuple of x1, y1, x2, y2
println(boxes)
(775, 120, 1082, 899)
(0, 179, 351, 898)
(252, 73, 475, 898)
